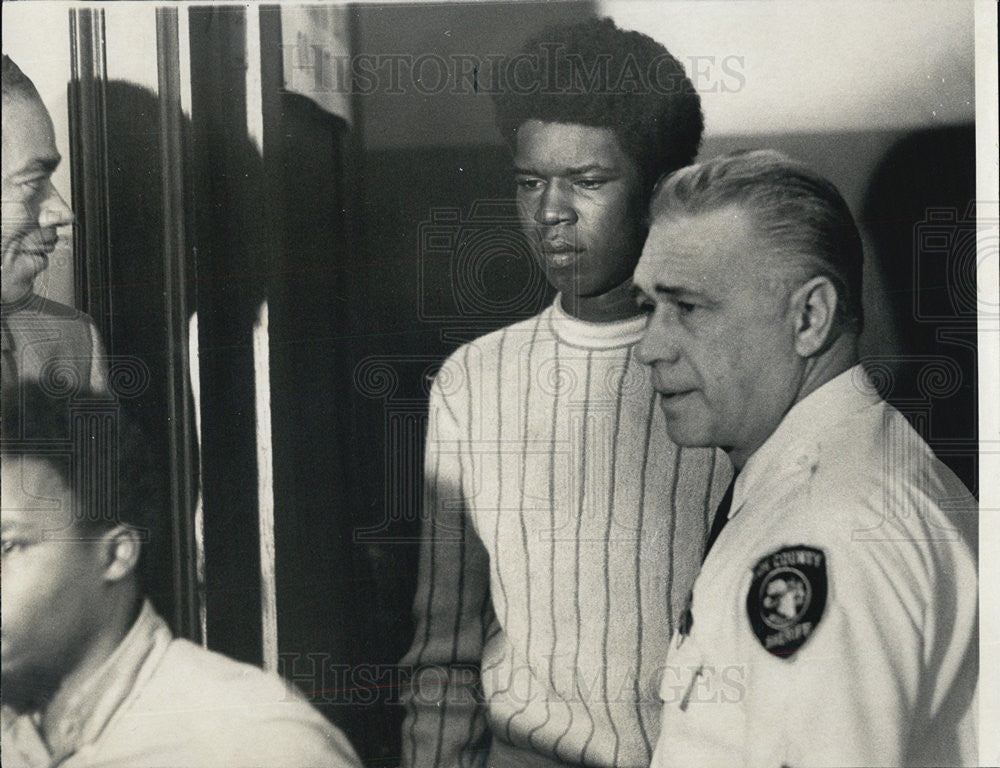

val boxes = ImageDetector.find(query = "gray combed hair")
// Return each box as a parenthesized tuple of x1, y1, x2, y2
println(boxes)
(651, 149, 864, 333)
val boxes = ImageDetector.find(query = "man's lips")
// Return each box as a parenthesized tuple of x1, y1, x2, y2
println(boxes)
(540, 242, 577, 252)
(538, 243, 582, 268)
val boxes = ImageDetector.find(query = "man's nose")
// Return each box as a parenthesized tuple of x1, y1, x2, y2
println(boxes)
(534, 181, 577, 226)
(636, 308, 680, 366)
(38, 182, 74, 229)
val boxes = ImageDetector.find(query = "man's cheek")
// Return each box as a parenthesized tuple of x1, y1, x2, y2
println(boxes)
(0, 585, 26, 627)
(2, 197, 35, 219)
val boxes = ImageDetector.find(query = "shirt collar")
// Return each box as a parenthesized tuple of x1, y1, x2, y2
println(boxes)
(1, 599, 171, 766)
(548, 293, 648, 349)
(731, 364, 879, 519)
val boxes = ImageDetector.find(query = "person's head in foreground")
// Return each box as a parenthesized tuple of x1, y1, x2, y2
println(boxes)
(633, 149, 864, 468)
(2, 55, 74, 305)
(2, 383, 362, 767)
(1, 383, 161, 712)
(492, 17, 703, 322)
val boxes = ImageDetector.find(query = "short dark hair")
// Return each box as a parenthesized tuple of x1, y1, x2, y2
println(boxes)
(492, 17, 704, 194)
(2, 54, 40, 102)
(1, 382, 166, 549)
(650, 149, 865, 333)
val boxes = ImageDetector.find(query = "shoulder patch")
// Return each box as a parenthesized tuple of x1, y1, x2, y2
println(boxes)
(747, 545, 827, 659)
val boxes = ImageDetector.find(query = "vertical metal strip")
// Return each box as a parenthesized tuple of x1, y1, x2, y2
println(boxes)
(176, 5, 207, 648)
(253, 301, 278, 672)
(188, 312, 208, 647)
(246, 4, 279, 673)
(974, 0, 999, 758)
(156, 7, 200, 643)
(68, 8, 112, 342)
(245, 5, 266, 153)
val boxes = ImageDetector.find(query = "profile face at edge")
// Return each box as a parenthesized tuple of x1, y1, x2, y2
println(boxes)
(2, 81, 73, 305)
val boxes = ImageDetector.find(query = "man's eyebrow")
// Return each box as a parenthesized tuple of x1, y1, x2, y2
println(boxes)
(16, 156, 61, 176)
(566, 163, 616, 175)
(651, 284, 713, 302)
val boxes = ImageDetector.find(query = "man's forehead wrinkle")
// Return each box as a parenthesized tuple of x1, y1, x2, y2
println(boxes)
(515, 123, 626, 168)
(514, 161, 617, 176)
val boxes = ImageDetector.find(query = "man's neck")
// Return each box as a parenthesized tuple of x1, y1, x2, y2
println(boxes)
(559, 281, 643, 323)
(38, 592, 142, 740)
(728, 337, 859, 471)
(792, 335, 858, 409)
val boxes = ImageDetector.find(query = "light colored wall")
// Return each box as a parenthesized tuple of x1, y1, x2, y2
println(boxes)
(599, 0, 974, 136)
(600, 0, 976, 360)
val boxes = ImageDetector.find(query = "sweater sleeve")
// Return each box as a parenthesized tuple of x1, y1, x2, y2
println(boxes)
(400, 364, 495, 768)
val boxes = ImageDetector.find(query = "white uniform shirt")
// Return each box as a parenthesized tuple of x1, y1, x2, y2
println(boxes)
(651, 365, 978, 768)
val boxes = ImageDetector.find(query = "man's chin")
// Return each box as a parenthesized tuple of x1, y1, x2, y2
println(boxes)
(661, 415, 714, 450)
(1, 251, 47, 303)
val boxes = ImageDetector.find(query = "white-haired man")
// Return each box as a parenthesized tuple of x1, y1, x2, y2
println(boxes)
(634, 150, 978, 767)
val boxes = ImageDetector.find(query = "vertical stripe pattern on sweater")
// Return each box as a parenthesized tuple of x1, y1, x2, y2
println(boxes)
(400, 301, 731, 768)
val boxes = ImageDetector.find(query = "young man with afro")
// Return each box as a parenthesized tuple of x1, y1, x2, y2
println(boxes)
(400, 18, 730, 768)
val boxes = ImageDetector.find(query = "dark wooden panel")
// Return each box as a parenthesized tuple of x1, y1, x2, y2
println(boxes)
(155, 7, 201, 643)
(68, 8, 113, 344)
(188, 5, 265, 666)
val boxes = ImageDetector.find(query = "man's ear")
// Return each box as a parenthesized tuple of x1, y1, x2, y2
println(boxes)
(101, 525, 142, 582)
(789, 276, 839, 357)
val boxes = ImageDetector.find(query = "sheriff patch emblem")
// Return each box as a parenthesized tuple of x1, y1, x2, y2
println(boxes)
(747, 545, 827, 659)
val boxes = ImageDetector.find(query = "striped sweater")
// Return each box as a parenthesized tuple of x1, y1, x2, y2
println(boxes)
(401, 298, 731, 767)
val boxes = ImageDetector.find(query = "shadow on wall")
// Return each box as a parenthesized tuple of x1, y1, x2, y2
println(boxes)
(103, 66, 364, 749)
(103, 78, 269, 649)
(861, 124, 977, 494)
(103, 80, 195, 628)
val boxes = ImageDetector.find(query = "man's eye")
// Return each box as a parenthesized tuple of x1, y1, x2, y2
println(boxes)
(635, 297, 654, 312)
(669, 297, 697, 315)
(516, 178, 543, 191)
(576, 179, 606, 190)
(20, 177, 46, 192)
(1, 540, 25, 556)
